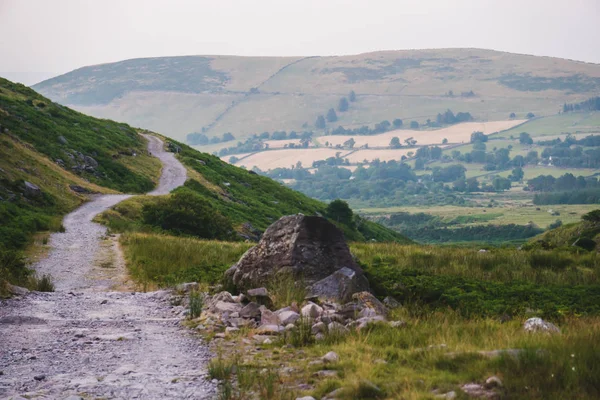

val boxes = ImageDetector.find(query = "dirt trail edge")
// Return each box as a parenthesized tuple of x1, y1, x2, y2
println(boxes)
(0, 136, 217, 399)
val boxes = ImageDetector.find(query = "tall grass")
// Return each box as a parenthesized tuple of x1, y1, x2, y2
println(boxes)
(120, 233, 252, 288)
(350, 243, 600, 286)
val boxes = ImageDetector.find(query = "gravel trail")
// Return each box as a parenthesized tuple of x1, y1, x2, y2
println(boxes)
(0, 136, 217, 399)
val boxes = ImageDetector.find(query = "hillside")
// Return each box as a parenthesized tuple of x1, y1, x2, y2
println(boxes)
(1, 76, 409, 292)
(526, 209, 600, 251)
(34, 49, 600, 144)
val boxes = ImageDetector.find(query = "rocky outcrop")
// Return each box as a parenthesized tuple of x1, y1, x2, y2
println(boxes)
(225, 215, 368, 301)
(23, 181, 41, 198)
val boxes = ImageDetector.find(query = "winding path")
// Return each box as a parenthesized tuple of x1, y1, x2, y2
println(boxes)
(0, 136, 216, 399)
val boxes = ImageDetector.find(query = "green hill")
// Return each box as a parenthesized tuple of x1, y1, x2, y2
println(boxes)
(33, 49, 600, 144)
(525, 209, 600, 251)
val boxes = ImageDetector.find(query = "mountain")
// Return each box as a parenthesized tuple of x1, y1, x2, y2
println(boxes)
(33, 49, 600, 144)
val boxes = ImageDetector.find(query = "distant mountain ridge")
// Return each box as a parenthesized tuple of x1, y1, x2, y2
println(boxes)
(33, 48, 600, 143)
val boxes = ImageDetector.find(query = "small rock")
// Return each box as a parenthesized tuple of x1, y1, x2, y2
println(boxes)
(315, 333, 325, 341)
(327, 321, 349, 335)
(311, 321, 326, 334)
(225, 327, 240, 335)
(352, 292, 387, 317)
(278, 310, 300, 325)
(322, 351, 339, 364)
(260, 307, 280, 325)
(301, 302, 323, 318)
(57, 135, 68, 144)
(7, 284, 29, 296)
(485, 376, 503, 389)
(247, 287, 269, 297)
(383, 296, 401, 309)
(23, 181, 41, 198)
(255, 324, 284, 335)
(313, 370, 338, 378)
(100, 300, 108, 305)
(263, 338, 273, 344)
(389, 320, 407, 328)
(285, 323, 296, 331)
(33, 374, 46, 381)
(239, 302, 261, 319)
(523, 317, 560, 334)
(296, 397, 316, 400)
(176, 282, 199, 292)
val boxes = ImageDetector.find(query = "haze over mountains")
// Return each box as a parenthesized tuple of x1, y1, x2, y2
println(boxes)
(33, 48, 600, 144)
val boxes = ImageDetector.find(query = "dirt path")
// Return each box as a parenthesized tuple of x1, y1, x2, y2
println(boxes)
(0, 136, 217, 399)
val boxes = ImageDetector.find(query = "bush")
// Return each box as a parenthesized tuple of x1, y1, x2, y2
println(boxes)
(142, 190, 234, 240)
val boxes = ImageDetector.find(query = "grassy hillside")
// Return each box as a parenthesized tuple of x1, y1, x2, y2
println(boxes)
(33, 49, 600, 143)
(0, 77, 163, 293)
(526, 209, 600, 251)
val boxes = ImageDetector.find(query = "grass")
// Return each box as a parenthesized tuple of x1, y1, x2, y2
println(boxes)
(359, 204, 600, 229)
(119, 233, 252, 289)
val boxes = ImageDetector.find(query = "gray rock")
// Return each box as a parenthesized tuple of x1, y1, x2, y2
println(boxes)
(523, 317, 560, 334)
(383, 296, 401, 309)
(255, 324, 284, 335)
(352, 292, 387, 317)
(485, 376, 503, 389)
(247, 287, 269, 297)
(225, 327, 240, 335)
(176, 282, 199, 292)
(260, 306, 280, 325)
(313, 370, 338, 378)
(314, 333, 325, 341)
(23, 181, 41, 198)
(210, 301, 242, 315)
(7, 284, 29, 296)
(33, 374, 46, 381)
(239, 302, 261, 319)
(57, 135, 68, 144)
(64, 396, 84, 400)
(321, 351, 339, 364)
(307, 266, 370, 303)
(311, 322, 326, 334)
(389, 320, 407, 328)
(278, 310, 300, 325)
(327, 321, 349, 335)
(296, 397, 316, 400)
(301, 302, 323, 318)
(225, 215, 368, 291)
(356, 316, 386, 330)
(83, 155, 98, 168)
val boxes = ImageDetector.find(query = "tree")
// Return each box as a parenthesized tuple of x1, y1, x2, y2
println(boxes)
(466, 177, 480, 192)
(222, 132, 235, 142)
(415, 158, 425, 170)
(393, 118, 403, 128)
(509, 112, 517, 119)
(389, 137, 401, 149)
(473, 141, 486, 151)
(410, 121, 420, 129)
(315, 115, 326, 129)
(338, 97, 349, 112)
(470, 131, 488, 143)
(348, 90, 356, 102)
(259, 131, 270, 139)
(442, 138, 448, 144)
(343, 138, 355, 148)
(228, 156, 239, 164)
(289, 131, 298, 139)
(326, 199, 354, 228)
(492, 177, 512, 191)
(326, 108, 338, 123)
(509, 167, 524, 182)
(519, 132, 533, 145)
(526, 112, 535, 119)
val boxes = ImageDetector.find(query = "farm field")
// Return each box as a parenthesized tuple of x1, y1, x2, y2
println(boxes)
(319, 120, 526, 148)
(235, 148, 350, 170)
(358, 204, 600, 229)
(495, 112, 600, 139)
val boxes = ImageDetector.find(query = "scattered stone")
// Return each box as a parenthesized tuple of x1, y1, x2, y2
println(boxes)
(327, 321, 349, 335)
(23, 181, 41, 198)
(100, 300, 108, 305)
(224, 215, 368, 292)
(435, 391, 457, 399)
(523, 317, 560, 334)
(356, 315, 386, 330)
(64, 396, 84, 400)
(247, 287, 269, 297)
(314, 333, 325, 341)
(461, 383, 498, 398)
(255, 324, 284, 335)
(57, 135, 68, 144)
(484, 376, 503, 389)
(263, 338, 273, 345)
(307, 266, 370, 303)
(33, 374, 46, 381)
(176, 282, 199, 292)
(311, 322, 326, 334)
(383, 296, 401, 309)
(6, 284, 29, 296)
(352, 292, 387, 317)
(69, 184, 92, 194)
(278, 310, 300, 325)
(239, 302, 261, 319)
(301, 302, 323, 318)
(260, 307, 280, 325)
(313, 370, 338, 378)
(321, 351, 339, 364)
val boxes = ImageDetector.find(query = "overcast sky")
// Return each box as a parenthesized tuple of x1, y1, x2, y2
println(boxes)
(1, 0, 599, 85)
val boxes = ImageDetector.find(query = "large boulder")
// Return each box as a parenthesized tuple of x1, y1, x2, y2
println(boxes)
(225, 215, 368, 296)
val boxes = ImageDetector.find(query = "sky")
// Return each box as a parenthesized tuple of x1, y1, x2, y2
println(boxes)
(1, 0, 599, 85)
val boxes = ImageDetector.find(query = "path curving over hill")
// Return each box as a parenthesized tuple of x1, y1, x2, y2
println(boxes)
(0, 137, 217, 399)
